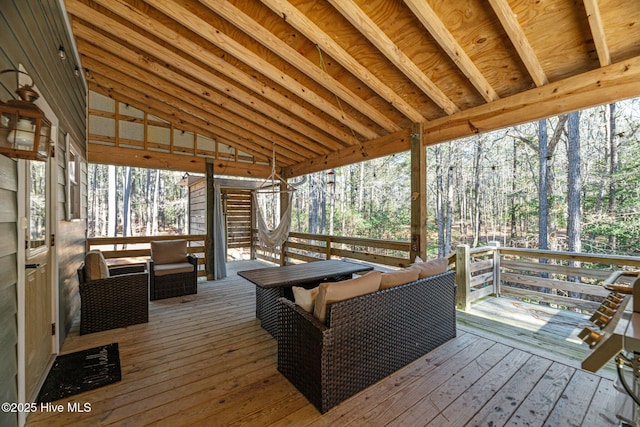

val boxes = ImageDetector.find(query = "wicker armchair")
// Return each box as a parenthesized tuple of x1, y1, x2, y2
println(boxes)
(148, 239, 198, 300)
(277, 271, 457, 413)
(78, 252, 149, 335)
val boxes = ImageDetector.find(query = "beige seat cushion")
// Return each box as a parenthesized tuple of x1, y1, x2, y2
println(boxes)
(153, 262, 194, 277)
(292, 286, 319, 312)
(84, 250, 110, 281)
(409, 257, 449, 279)
(313, 270, 382, 323)
(379, 268, 420, 290)
(151, 240, 188, 265)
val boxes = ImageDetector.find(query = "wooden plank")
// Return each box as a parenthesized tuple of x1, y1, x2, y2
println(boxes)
(506, 362, 575, 425)
(544, 370, 600, 426)
(502, 286, 601, 312)
(501, 271, 611, 297)
(465, 355, 553, 426)
(582, 378, 621, 426)
(500, 247, 640, 268)
(502, 259, 617, 281)
(427, 348, 532, 426)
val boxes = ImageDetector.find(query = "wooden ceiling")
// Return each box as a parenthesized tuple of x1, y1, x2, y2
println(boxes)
(65, 0, 640, 178)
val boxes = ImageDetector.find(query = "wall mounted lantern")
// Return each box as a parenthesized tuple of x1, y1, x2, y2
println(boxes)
(0, 69, 51, 161)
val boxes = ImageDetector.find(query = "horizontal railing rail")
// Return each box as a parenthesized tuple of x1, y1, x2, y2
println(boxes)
(252, 230, 412, 268)
(456, 242, 640, 313)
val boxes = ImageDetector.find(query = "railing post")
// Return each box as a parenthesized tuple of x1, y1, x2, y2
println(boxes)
(489, 241, 501, 297)
(456, 244, 471, 311)
(325, 236, 332, 260)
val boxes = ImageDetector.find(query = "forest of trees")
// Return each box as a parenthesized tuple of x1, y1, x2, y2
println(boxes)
(289, 98, 640, 258)
(87, 166, 187, 238)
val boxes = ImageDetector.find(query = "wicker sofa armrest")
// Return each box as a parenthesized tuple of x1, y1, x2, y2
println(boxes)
(108, 264, 146, 276)
(79, 271, 149, 335)
(277, 297, 328, 410)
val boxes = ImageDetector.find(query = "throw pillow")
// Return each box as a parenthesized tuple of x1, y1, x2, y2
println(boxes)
(292, 286, 319, 312)
(84, 250, 110, 281)
(313, 270, 382, 323)
(410, 257, 449, 279)
(151, 239, 188, 265)
(379, 268, 420, 290)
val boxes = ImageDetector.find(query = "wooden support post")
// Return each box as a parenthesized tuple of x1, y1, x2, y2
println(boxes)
(410, 123, 427, 262)
(456, 244, 471, 311)
(250, 191, 257, 260)
(489, 241, 501, 297)
(279, 186, 289, 266)
(205, 158, 215, 280)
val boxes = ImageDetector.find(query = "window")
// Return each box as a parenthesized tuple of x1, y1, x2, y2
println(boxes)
(67, 136, 81, 220)
(28, 160, 47, 251)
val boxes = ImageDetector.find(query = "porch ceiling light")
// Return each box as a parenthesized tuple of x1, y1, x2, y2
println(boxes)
(0, 69, 51, 161)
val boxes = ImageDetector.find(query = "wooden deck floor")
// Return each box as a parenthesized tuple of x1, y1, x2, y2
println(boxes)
(26, 260, 623, 426)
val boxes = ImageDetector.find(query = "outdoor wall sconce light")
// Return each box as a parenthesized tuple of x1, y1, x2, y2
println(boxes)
(0, 69, 51, 161)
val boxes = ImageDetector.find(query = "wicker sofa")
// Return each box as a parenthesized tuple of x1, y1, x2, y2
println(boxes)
(277, 270, 456, 413)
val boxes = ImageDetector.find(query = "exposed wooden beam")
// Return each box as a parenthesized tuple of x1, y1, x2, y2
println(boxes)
(583, 0, 611, 67)
(66, 0, 352, 150)
(144, 0, 381, 140)
(283, 129, 412, 178)
(423, 55, 640, 145)
(88, 143, 273, 178)
(410, 123, 427, 262)
(488, 0, 548, 87)
(198, 0, 401, 133)
(72, 24, 329, 158)
(328, 0, 459, 115)
(260, 0, 426, 123)
(404, 0, 499, 103)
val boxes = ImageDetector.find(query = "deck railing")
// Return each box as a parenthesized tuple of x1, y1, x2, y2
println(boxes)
(455, 242, 640, 313)
(87, 234, 207, 276)
(253, 230, 412, 268)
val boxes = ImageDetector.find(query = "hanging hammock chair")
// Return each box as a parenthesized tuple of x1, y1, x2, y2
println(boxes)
(254, 146, 295, 249)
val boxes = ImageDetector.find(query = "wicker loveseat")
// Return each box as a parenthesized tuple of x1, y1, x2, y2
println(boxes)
(277, 270, 456, 413)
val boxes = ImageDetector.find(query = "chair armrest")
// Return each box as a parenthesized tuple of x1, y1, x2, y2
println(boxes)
(187, 254, 198, 268)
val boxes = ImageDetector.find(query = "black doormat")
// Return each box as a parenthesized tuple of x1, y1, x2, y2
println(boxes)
(37, 343, 121, 403)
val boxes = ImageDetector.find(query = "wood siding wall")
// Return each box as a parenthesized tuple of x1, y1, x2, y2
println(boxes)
(0, 156, 18, 427)
(1, 2, 87, 423)
(56, 129, 87, 347)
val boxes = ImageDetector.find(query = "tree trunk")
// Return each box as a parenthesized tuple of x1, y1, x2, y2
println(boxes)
(122, 166, 132, 244)
(434, 146, 445, 256)
(607, 103, 618, 251)
(567, 111, 582, 294)
(472, 138, 483, 247)
(108, 165, 117, 243)
(152, 169, 160, 235)
(538, 119, 549, 250)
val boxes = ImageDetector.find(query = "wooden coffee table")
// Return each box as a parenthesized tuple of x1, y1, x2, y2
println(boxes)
(238, 260, 373, 337)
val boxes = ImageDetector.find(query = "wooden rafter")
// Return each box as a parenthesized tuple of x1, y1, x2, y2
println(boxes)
(198, 0, 400, 133)
(144, 0, 381, 140)
(259, 0, 426, 123)
(488, 0, 549, 87)
(66, 0, 353, 150)
(583, 0, 611, 67)
(403, 0, 499, 102)
(328, 0, 460, 115)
